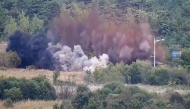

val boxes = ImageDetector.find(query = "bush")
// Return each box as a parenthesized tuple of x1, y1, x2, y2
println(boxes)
(71, 92, 91, 109)
(0, 51, 21, 68)
(133, 93, 151, 103)
(169, 92, 184, 104)
(71, 85, 92, 109)
(147, 74, 158, 85)
(103, 82, 125, 94)
(77, 85, 90, 93)
(185, 99, 190, 109)
(125, 62, 142, 84)
(169, 67, 189, 85)
(149, 100, 167, 109)
(146, 66, 170, 85)
(53, 103, 60, 109)
(3, 98, 14, 108)
(0, 76, 56, 101)
(84, 62, 126, 84)
(19, 78, 39, 100)
(4, 87, 22, 101)
(53, 69, 60, 85)
(53, 100, 73, 109)
(35, 79, 56, 100)
(154, 67, 170, 85)
(85, 60, 190, 86)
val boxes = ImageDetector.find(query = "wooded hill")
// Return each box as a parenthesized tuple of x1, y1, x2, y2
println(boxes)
(0, 0, 190, 66)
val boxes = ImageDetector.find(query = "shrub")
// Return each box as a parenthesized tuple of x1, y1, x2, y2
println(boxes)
(84, 62, 126, 84)
(133, 93, 151, 103)
(35, 79, 56, 100)
(53, 100, 73, 109)
(169, 67, 189, 85)
(3, 98, 14, 108)
(53, 69, 60, 85)
(86, 98, 100, 109)
(185, 99, 190, 109)
(0, 51, 21, 68)
(19, 78, 38, 100)
(147, 74, 158, 85)
(146, 66, 171, 85)
(4, 87, 22, 101)
(72, 85, 92, 109)
(155, 67, 170, 85)
(128, 99, 142, 109)
(71, 92, 91, 109)
(149, 100, 167, 109)
(0, 76, 56, 101)
(169, 92, 184, 104)
(77, 85, 90, 93)
(103, 82, 125, 94)
(53, 103, 60, 109)
(125, 63, 142, 84)
(97, 87, 112, 99)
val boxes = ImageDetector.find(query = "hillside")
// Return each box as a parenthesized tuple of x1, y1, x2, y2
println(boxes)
(1, 0, 190, 109)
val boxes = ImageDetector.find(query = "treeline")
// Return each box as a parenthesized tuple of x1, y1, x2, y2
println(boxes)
(85, 60, 190, 86)
(0, 0, 190, 66)
(1, 0, 190, 48)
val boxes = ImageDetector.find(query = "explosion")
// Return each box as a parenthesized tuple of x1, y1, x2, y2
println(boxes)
(6, 6, 164, 72)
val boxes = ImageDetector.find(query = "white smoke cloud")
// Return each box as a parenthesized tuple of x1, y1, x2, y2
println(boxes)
(47, 43, 109, 72)
(83, 54, 109, 72)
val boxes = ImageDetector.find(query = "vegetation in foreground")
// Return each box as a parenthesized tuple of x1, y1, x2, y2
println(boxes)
(0, 76, 56, 102)
(85, 61, 190, 87)
(0, 100, 59, 109)
(52, 82, 190, 109)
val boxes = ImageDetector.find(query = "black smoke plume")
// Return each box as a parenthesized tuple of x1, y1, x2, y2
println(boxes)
(6, 30, 56, 70)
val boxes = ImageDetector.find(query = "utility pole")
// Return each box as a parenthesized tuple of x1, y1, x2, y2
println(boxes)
(154, 38, 164, 67)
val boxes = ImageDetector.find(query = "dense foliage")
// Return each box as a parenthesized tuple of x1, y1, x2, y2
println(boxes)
(0, 76, 56, 101)
(0, 51, 21, 68)
(0, 0, 190, 47)
(85, 60, 190, 86)
(54, 82, 190, 109)
(0, 0, 190, 66)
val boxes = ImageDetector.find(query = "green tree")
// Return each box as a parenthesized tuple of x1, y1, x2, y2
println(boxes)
(29, 14, 44, 34)
(53, 69, 60, 85)
(18, 11, 30, 33)
(3, 98, 14, 108)
(125, 62, 143, 84)
(0, 5, 7, 38)
(153, 67, 170, 85)
(181, 48, 190, 66)
(4, 17, 18, 36)
(72, 85, 91, 109)
(4, 87, 22, 101)
(0, 51, 21, 68)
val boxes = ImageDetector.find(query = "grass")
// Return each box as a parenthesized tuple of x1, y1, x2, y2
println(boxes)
(0, 68, 86, 84)
(0, 100, 60, 109)
(125, 84, 190, 95)
(0, 42, 7, 53)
